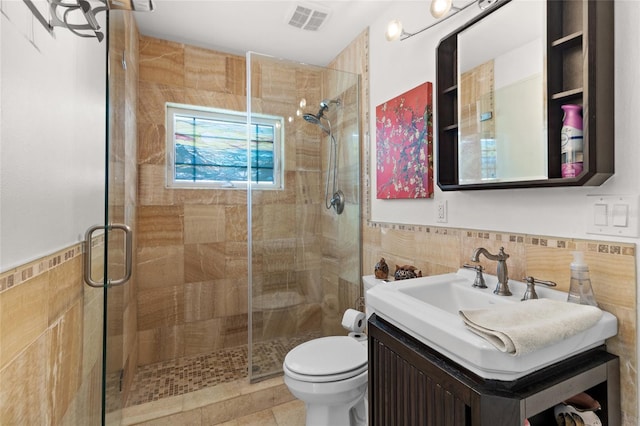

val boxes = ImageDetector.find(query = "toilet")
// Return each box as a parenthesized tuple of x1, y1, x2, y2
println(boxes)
(282, 276, 383, 426)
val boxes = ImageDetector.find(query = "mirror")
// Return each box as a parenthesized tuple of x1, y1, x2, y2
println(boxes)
(457, 0, 546, 185)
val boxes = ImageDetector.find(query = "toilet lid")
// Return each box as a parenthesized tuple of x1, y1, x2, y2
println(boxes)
(284, 336, 367, 377)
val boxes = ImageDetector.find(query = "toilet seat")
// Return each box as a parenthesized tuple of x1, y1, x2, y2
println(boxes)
(284, 336, 367, 383)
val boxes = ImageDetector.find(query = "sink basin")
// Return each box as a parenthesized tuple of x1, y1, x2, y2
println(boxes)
(365, 268, 618, 380)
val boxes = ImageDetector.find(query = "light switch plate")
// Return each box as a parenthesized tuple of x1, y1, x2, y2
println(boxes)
(437, 200, 448, 223)
(586, 195, 638, 237)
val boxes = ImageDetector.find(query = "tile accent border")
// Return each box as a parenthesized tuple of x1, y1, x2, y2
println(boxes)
(0, 235, 104, 294)
(365, 221, 635, 257)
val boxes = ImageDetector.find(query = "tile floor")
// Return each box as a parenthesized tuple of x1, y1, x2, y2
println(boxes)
(126, 334, 318, 407)
(117, 335, 318, 425)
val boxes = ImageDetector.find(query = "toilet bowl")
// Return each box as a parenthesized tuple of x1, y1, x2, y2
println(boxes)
(283, 276, 386, 426)
(283, 335, 368, 426)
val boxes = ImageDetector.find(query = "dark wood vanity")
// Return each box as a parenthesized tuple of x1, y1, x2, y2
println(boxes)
(368, 314, 620, 426)
(436, 0, 614, 190)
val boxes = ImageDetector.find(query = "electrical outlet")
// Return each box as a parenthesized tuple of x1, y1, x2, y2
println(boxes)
(437, 200, 448, 223)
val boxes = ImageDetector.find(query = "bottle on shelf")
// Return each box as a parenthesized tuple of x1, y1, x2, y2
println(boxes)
(560, 104, 584, 178)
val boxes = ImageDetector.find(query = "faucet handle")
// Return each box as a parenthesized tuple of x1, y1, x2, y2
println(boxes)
(521, 276, 557, 301)
(463, 264, 488, 289)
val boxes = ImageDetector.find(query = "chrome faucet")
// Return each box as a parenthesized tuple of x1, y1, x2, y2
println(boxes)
(471, 247, 511, 296)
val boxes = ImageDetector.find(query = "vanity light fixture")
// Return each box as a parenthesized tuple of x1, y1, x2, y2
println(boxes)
(386, 0, 497, 42)
(22, 0, 154, 42)
(430, 0, 453, 19)
(385, 19, 409, 41)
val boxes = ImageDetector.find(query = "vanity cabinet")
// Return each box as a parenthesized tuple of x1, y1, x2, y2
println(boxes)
(436, 0, 614, 190)
(368, 314, 620, 425)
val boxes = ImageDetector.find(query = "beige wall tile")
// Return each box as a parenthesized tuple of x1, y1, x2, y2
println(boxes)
(225, 205, 248, 242)
(184, 89, 246, 113)
(137, 122, 166, 165)
(184, 45, 241, 93)
(139, 36, 185, 86)
(184, 281, 217, 322)
(137, 245, 185, 290)
(62, 361, 102, 426)
(138, 205, 184, 248)
(259, 64, 297, 105)
(0, 333, 50, 423)
(263, 204, 297, 240)
(48, 302, 83, 424)
(48, 256, 83, 326)
(137, 325, 185, 365)
(138, 164, 175, 206)
(184, 205, 226, 244)
(184, 243, 226, 283)
(0, 272, 49, 369)
(138, 80, 185, 126)
(184, 318, 223, 356)
(137, 285, 185, 330)
(83, 286, 104, 382)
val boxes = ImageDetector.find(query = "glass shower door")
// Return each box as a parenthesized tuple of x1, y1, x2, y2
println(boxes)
(101, 9, 135, 425)
(247, 52, 361, 382)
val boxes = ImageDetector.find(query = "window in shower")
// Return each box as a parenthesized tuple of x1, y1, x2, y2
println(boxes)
(166, 103, 284, 189)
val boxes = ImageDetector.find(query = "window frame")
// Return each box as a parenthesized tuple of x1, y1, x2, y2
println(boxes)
(165, 102, 284, 190)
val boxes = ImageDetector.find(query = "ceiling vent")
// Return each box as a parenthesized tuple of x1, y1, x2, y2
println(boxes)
(286, 3, 331, 31)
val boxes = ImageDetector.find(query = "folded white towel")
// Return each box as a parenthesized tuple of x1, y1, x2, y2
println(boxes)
(459, 299, 603, 356)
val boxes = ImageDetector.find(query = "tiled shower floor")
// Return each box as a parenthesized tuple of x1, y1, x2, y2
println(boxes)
(125, 334, 320, 407)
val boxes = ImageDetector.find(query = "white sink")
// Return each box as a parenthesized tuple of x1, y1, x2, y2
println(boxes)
(365, 268, 618, 380)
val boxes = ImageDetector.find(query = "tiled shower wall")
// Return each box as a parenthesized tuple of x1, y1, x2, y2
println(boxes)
(136, 36, 252, 365)
(136, 37, 361, 366)
(0, 245, 103, 424)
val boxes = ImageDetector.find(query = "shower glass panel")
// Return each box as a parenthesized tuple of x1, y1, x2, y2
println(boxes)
(104, 10, 138, 424)
(247, 53, 361, 382)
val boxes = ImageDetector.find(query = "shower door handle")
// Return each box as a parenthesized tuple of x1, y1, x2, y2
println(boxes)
(83, 223, 133, 288)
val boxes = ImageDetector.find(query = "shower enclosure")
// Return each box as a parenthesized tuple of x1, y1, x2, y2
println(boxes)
(102, 29, 362, 420)
(247, 53, 362, 381)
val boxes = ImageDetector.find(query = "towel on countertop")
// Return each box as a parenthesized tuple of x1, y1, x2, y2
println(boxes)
(459, 299, 603, 356)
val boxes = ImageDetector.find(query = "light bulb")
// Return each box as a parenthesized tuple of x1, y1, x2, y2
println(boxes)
(385, 19, 404, 42)
(430, 0, 452, 19)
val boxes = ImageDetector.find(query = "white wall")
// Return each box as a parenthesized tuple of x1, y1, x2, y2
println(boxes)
(370, 0, 639, 241)
(0, 2, 106, 271)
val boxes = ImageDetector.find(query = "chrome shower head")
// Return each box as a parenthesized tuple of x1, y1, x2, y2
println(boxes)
(303, 113, 322, 125)
(303, 112, 330, 133)
(302, 98, 340, 133)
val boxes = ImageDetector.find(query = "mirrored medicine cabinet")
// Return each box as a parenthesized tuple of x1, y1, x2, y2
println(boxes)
(436, 0, 614, 191)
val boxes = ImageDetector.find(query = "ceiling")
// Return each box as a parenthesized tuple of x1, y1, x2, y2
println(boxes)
(134, 0, 397, 67)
